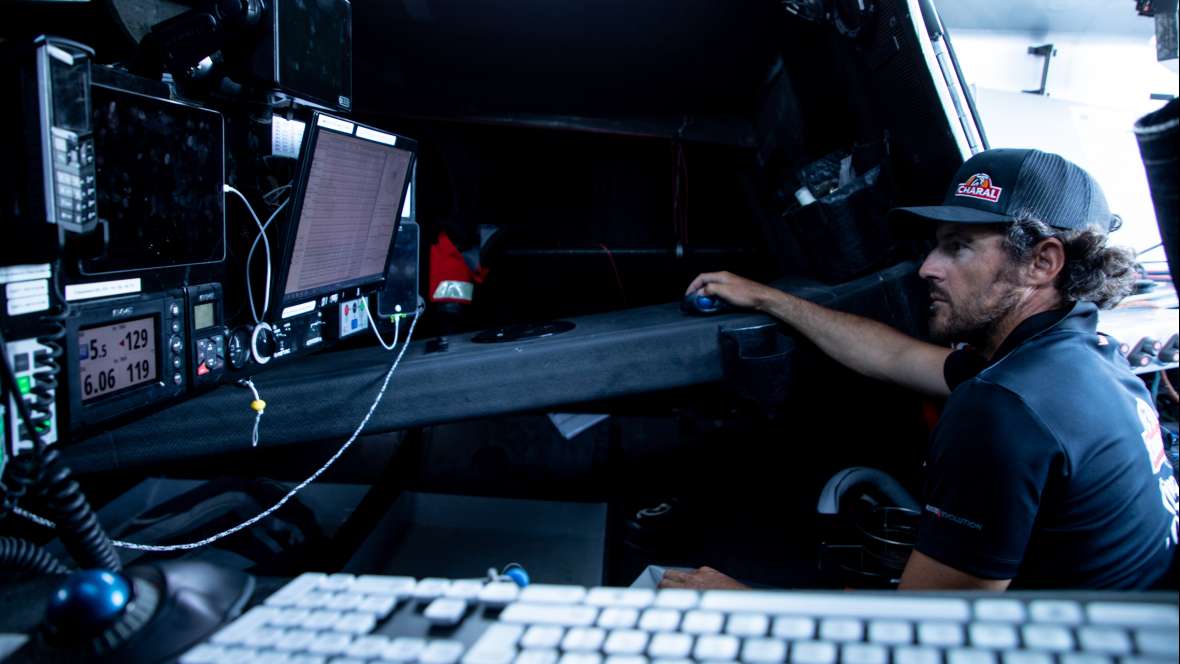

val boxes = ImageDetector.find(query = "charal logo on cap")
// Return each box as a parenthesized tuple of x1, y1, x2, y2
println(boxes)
(955, 173, 1003, 204)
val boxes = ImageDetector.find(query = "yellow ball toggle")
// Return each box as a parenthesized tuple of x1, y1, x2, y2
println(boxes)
(250, 399, 267, 413)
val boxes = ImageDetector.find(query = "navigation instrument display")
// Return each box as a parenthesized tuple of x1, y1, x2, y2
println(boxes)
(78, 316, 157, 401)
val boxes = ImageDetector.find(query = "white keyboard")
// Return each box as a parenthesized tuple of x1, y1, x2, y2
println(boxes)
(181, 573, 1179, 664)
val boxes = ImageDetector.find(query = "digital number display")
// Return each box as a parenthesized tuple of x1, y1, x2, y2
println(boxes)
(78, 317, 157, 402)
(193, 302, 214, 330)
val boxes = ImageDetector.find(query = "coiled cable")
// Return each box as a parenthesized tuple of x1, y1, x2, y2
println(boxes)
(0, 536, 70, 576)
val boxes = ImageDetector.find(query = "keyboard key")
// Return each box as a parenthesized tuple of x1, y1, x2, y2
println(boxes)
(603, 629, 649, 655)
(501, 603, 598, 627)
(221, 647, 259, 664)
(598, 607, 640, 629)
(181, 644, 227, 663)
(274, 629, 318, 652)
(701, 592, 971, 622)
(478, 582, 520, 607)
(845, 644, 889, 664)
(1087, 603, 1178, 628)
(894, 646, 942, 664)
(742, 637, 788, 663)
(301, 610, 344, 631)
(655, 589, 699, 610)
(1077, 627, 1132, 654)
(296, 592, 335, 610)
(820, 618, 863, 642)
(384, 637, 427, 662)
(446, 580, 485, 600)
(468, 624, 524, 656)
(270, 608, 311, 627)
(325, 592, 364, 611)
(1134, 628, 1179, 657)
(681, 610, 724, 634)
(287, 656, 327, 664)
(461, 649, 515, 664)
(726, 612, 770, 637)
(517, 650, 559, 664)
(424, 598, 468, 626)
(347, 635, 390, 659)
(975, 600, 1026, 623)
(586, 588, 655, 608)
(791, 640, 838, 664)
(521, 585, 588, 604)
(254, 652, 291, 664)
(352, 574, 415, 597)
(869, 620, 913, 644)
(522, 626, 566, 649)
(639, 608, 682, 632)
(1022, 625, 1074, 651)
(919, 622, 965, 647)
(694, 634, 739, 660)
(970, 623, 1019, 649)
(1001, 651, 1054, 664)
(356, 594, 397, 617)
(562, 627, 606, 651)
(319, 573, 355, 591)
(773, 616, 816, 639)
(334, 611, 377, 634)
(648, 632, 694, 658)
(557, 654, 602, 664)
(948, 648, 998, 664)
(1059, 655, 1113, 664)
(420, 640, 465, 664)
(1028, 601, 1083, 625)
(602, 657, 645, 664)
(267, 573, 327, 607)
(242, 627, 285, 648)
(1119, 658, 1178, 664)
(414, 578, 453, 601)
(307, 633, 354, 656)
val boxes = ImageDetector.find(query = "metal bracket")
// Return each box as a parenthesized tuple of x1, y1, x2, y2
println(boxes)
(1023, 43, 1056, 96)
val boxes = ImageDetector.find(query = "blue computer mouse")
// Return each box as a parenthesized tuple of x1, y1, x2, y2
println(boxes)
(681, 292, 732, 315)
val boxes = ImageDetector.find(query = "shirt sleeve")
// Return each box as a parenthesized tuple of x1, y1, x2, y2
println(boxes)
(915, 380, 1064, 580)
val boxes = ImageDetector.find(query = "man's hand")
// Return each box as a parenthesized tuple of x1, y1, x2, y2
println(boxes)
(658, 566, 750, 591)
(685, 271, 781, 311)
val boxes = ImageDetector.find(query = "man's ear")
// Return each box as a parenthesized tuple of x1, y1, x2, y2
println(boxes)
(1027, 237, 1066, 286)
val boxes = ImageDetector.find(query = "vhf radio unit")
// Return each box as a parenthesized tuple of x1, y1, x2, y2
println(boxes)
(185, 283, 228, 387)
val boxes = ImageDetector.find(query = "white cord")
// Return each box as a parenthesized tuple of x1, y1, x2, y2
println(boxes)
(226, 185, 287, 324)
(240, 379, 264, 447)
(250, 321, 274, 365)
(15, 313, 422, 552)
(365, 295, 397, 351)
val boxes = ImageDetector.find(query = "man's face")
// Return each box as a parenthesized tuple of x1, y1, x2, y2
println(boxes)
(918, 223, 1024, 346)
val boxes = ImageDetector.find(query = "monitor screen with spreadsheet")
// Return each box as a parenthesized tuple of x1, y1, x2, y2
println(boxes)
(278, 113, 417, 308)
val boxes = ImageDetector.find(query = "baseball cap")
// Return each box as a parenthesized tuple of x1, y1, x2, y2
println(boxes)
(889, 148, 1118, 232)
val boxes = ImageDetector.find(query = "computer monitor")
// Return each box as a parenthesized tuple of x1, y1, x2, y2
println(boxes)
(84, 83, 226, 275)
(275, 113, 417, 311)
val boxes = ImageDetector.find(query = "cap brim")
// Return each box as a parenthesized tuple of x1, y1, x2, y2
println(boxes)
(888, 205, 1017, 225)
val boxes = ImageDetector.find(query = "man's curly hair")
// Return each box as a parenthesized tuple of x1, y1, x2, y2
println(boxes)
(1001, 214, 1137, 309)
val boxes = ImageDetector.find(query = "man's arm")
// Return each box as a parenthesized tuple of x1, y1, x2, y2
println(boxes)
(899, 550, 1011, 591)
(687, 271, 951, 397)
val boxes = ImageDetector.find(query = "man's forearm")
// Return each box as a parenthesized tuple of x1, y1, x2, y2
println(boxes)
(756, 289, 951, 397)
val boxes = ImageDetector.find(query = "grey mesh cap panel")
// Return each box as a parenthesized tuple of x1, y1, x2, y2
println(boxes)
(888, 148, 1115, 232)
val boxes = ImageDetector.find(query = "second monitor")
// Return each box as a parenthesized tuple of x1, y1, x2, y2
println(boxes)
(241, 112, 416, 366)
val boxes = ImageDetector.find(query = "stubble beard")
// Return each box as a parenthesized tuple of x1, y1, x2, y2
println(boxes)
(928, 277, 1024, 349)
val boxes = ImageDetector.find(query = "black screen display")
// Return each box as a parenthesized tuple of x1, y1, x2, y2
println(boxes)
(277, 0, 352, 109)
(85, 84, 225, 274)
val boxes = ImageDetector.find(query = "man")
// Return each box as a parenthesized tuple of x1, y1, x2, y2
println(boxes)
(666, 149, 1178, 590)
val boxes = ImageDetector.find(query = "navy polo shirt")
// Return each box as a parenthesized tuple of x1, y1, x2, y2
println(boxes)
(916, 302, 1178, 588)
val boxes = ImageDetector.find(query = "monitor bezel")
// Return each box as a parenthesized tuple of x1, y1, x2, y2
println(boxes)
(272, 112, 418, 315)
